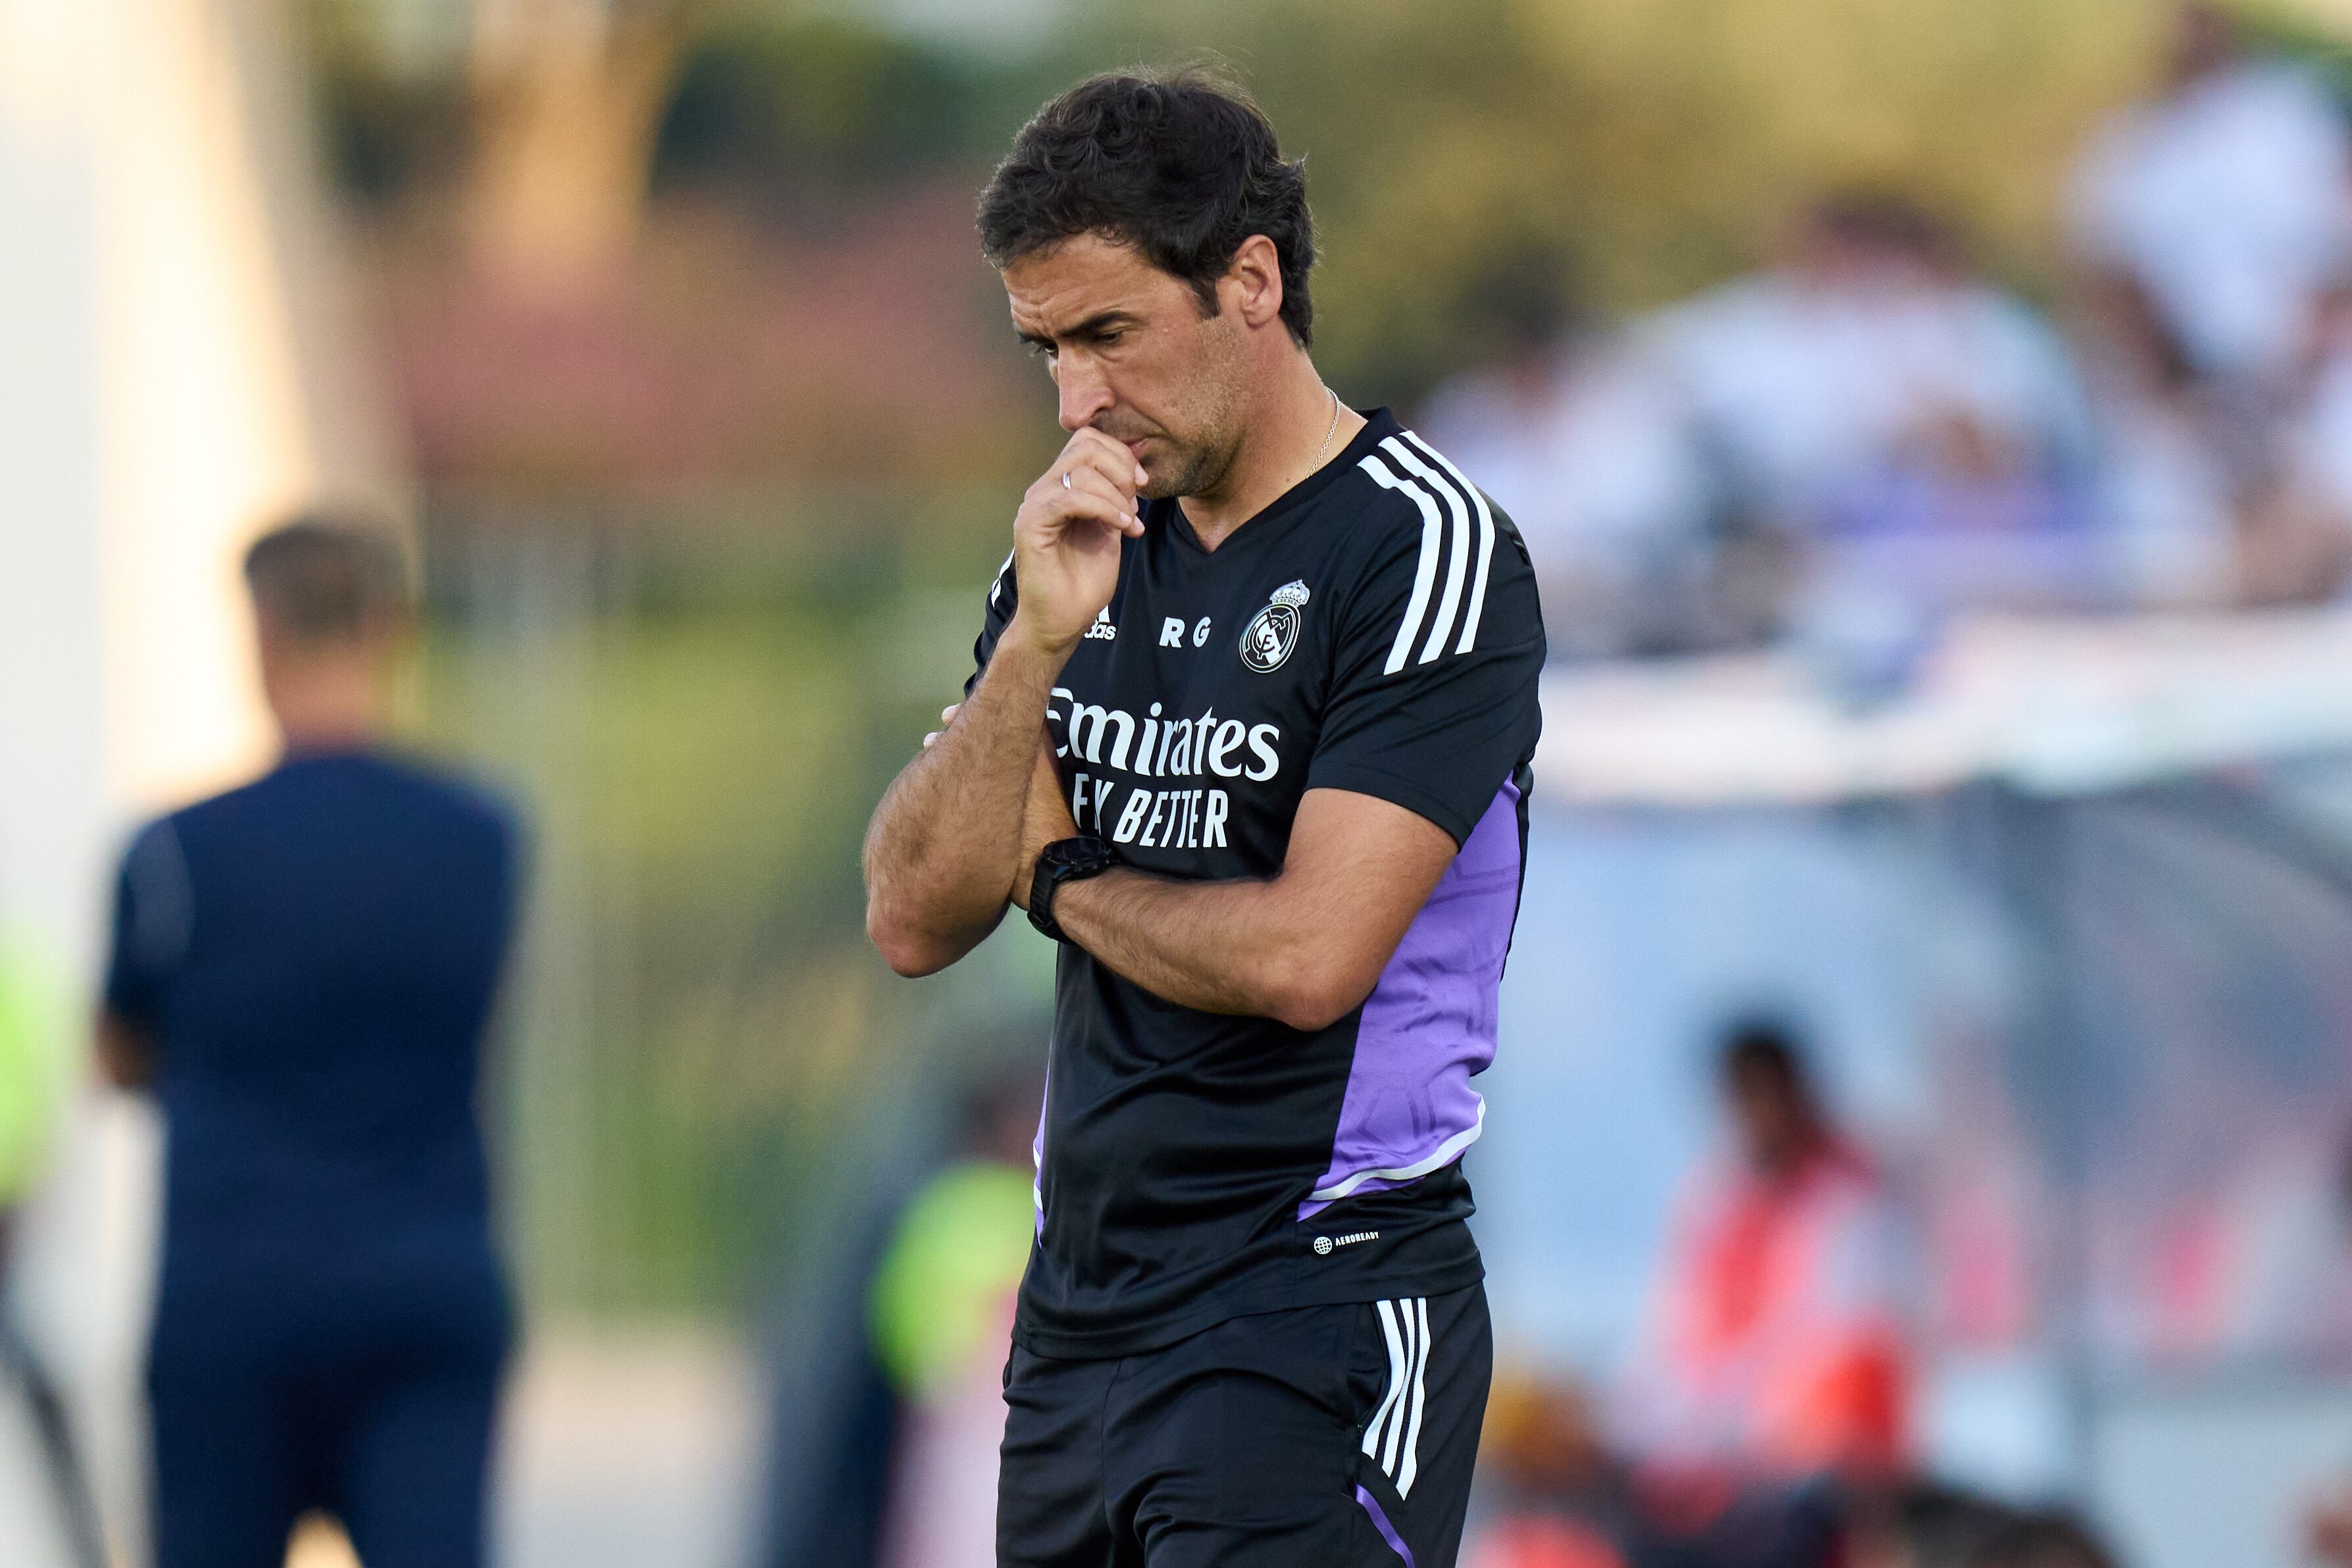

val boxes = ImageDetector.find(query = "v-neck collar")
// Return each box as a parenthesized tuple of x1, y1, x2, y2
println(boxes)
(1157, 407, 1398, 559)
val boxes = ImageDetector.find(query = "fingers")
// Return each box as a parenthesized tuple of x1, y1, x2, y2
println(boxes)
(1020, 429, 1148, 544)
(1041, 432, 1147, 538)
(1061, 426, 1149, 495)
(1034, 474, 1144, 541)
(923, 703, 959, 750)
(1060, 465, 1144, 537)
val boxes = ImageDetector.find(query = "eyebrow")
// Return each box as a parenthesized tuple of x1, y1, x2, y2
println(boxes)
(1015, 309, 1137, 349)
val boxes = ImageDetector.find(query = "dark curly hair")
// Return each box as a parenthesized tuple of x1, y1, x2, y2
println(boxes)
(978, 68, 1317, 347)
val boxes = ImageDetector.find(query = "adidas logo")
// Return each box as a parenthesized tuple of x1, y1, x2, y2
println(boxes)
(1083, 607, 1117, 642)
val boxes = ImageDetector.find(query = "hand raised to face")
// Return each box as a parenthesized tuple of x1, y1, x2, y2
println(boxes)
(1004, 427, 1148, 661)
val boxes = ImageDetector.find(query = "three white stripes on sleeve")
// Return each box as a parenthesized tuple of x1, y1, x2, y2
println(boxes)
(1362, 1297, 1433, 1498)
(1358, 432, 1497, 676)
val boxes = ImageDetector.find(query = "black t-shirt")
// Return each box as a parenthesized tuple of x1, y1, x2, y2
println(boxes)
(969, 408, 1546, 1358)
(103, 751, 520, 1300)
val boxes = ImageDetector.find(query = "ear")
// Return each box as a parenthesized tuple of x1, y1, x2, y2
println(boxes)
(1221, 235, 1286, 332)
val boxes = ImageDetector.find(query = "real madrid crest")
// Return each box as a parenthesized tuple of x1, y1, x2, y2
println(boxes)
(1239, 580, 1310, 673)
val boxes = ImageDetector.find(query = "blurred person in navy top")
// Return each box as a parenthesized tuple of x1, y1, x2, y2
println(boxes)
(99, 517, 522, 1568)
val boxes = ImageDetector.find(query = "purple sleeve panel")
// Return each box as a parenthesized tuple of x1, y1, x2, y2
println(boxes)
(1300, 780, 1521, 1222)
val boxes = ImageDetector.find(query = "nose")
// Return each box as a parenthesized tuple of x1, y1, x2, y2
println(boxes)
(1054, 353, 1113, 433)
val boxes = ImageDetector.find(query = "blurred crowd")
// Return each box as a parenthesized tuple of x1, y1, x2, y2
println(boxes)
(1422, 4, 2352, 686)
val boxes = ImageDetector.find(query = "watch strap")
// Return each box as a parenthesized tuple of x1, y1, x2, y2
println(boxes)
(1028, 837, 1117, 943)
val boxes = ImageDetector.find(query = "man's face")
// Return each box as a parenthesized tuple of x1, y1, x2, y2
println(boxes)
(253, 611, 405, 705)
(1728, 1064, 1810, 1175)
(1004, 233, 1251, 500)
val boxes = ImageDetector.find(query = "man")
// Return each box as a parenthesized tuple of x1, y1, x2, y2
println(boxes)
(1618, 1023, 1912, 1496)
(0, 928, 104, 1568)
(99, 518, 521, 1568)
(1415, 244, 1714, 659)
(0, 929, 66, 1250)
(2069, 3, 2352, 392)
(863, 70, 1546, 1568)
(872, 1072, 1047, 1568)
(1958, 1511, 2116, 1568)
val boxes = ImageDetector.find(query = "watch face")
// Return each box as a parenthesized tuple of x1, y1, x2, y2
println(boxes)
(1031, 838, 1110, 943)
(1048, 837, 1113, 873)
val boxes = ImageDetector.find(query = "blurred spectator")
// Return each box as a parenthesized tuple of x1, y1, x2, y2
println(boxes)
(1856, 1484, 2018, 1568)
(2074, 276, 2241, 608)
(2068, 4, 2352, 397)
(0, 930, 103, 1568)
(2309, 1473, 2352, 1565)
(0, 923, 68, 1277)
(1464, 1371, 1629, 1568)
(1808, 213, 2101, 623)
(752, 1180, 906, 1568)
(1954, 1510, 2116, 1568)
(870, 1070, 1039, 1568)
(1851, 1490, 2116, 1568)
(752, 1061, 1041, 1568)
(1917, 1039, 2041, 1359)
(1656, 197, 2091, 537)
(1418, 247, 1716, 658)
(1465, 1019, 1914, 1567)
(2068, 3, 2352, 610)
(98, 517, 523, 1568)
(2239, 282, 2352, 602)
(1615, 1019, 1915, 1490)
(1466, 1365, 1850, 1568)
(2098, 1101, 2352, 1370)
(1650, 195, 2095, 657)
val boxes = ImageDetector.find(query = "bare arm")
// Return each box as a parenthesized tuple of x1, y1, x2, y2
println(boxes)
(861, 638, 1073, 975)
(863, 429, 1146, 976)
(1021, 782, 1460, 1031)
(96, 1007, 155, 1090)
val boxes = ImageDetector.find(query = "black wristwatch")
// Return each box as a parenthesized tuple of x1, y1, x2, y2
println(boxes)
(1028, 836, 1118, 943)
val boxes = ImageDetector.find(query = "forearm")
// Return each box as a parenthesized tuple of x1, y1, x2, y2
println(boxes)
(1050, 867, 1366, 1031)
(863, 630, 1069, 974)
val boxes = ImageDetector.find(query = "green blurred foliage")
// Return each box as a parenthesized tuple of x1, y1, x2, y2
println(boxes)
(303, 0, 2351, 413)
(298, 0, 474, 199)
(653, 17, 1023, 199)
(303, 0, 2324, 406)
